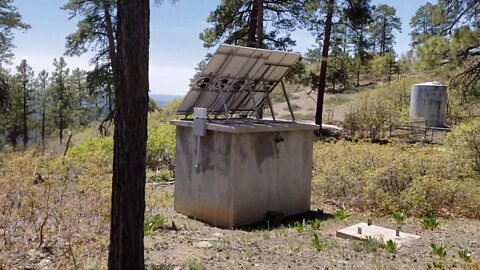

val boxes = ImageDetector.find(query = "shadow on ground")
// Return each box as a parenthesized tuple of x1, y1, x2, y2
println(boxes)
(239, 209, 335, 231)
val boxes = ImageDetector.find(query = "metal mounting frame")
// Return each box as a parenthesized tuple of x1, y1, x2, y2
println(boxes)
(176, 44, 300, 121)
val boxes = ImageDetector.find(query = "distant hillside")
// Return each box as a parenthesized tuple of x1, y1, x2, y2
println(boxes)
(150, 94, 182, 107)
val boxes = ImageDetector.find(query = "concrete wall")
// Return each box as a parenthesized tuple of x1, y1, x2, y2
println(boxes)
(174, 127, 234, 228)
(174, 124, 314, 228)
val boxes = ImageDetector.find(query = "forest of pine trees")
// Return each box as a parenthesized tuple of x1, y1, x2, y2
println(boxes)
(0, 0, 478, 144)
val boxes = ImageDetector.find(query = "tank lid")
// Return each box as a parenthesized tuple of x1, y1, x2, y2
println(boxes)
(414, 81, 445, 86)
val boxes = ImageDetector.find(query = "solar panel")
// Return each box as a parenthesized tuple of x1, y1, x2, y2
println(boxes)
(176, 44, 301, 119)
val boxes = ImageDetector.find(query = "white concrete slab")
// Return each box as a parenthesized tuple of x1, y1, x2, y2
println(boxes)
(336, 222, 420, 246)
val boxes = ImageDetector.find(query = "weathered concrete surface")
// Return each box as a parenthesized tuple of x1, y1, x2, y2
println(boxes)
(171, 119, 319, 133)
(336, 222, 421, 246)
(173, 120, 316, 228)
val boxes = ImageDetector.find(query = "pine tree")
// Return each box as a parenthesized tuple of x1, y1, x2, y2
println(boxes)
(35, 70, 49, 153)
(69, 68, 91, 126)
(0, 0, 30, 109)
(409, 2, 447, 46)
(1, 76, 22, 150)
(0, 0, 30, 69)
(414, 0, 479, 100)
(200, 0, 302, 50)
(369, 4, 401, 55)
(15, 59, 34, 148)
(50, 57, 72, 144)
(63, 0, 117, 115)
(303, 0, 372, 128)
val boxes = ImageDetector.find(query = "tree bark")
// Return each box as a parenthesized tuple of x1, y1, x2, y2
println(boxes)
(103, 1, 119, 106)
(59, 74, 64, 145)
(256, 0, 264, 48)
(108, 0, 149, 269)
(247, 0, 258, 47)
(381, 17, 386, 54)
(41, 103, 45, 155)
(315, 0, 334, 130)
(22, 80, 28, 149)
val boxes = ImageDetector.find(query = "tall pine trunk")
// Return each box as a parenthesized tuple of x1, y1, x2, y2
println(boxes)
(247, 0, 258, 47)
(22, 82, 28, 149)
(41, 104, 46, 154)
(356, 62, 360, 86)
(103, 1, 118, 115)
(256, 0, 264, 48)
(108, 0, 150, 268)
(315, 0, 334, 130)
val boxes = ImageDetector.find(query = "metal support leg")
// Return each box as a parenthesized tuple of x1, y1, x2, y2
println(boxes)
(264, 82, 276, 121)
(248, 89, 260, 120)
(218, 88, 230, 120)
(281, 80, 295, 122)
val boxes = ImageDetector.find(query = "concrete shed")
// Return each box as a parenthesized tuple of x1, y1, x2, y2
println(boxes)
(171, 44, 318, 228)
(172, 119, 318, 228)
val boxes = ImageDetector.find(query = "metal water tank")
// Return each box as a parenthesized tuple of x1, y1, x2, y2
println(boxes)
(409, 82, 448, 127)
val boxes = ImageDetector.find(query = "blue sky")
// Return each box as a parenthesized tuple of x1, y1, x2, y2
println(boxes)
(11, 0, 430, 95)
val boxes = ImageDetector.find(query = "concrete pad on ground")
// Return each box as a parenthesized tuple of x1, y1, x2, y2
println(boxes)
(336, 222, 420, 246)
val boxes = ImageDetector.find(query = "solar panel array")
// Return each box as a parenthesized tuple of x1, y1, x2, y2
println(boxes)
(176, 44, 301, 117)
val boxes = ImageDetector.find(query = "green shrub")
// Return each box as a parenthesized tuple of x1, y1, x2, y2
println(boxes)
(353, 236, 382, 253)
(392, 210, 407, 225)
(430, 243, 447, 259)
(312, 232, 325, 251)
(148, 98, 183, 125)
(309, 219, 323, 230)
(421, 215, 440, 230)
(334, 209, 349, 220)
(292, 220, 305, 233)
(312, 141, 480, 218)
(144, 215, 168, 235)
(147, 169, 174, 183)
(67, 123, 176, 171)
(458, 249, 472, 263)
(146, 124, 176, 169)
(67, 136, 113, 163)
(343, 78, 417, 140)
(445, 119, 480, 173)
(384, 239, 397, 253)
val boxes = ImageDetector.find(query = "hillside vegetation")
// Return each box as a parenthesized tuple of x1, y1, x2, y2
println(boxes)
(1, 78, 480, 267)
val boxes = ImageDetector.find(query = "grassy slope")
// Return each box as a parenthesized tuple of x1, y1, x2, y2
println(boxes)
(1, 79, 480, 268)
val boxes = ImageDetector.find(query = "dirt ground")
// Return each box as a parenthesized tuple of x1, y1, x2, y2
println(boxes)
(272, 86, 361, 123)
(144, 184, 480, 270)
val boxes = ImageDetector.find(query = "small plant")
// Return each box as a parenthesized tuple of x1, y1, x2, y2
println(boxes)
(144, 215, 167, 235)
(430, 243, 447, 259)
(334, 209, 349, 220)
(393, 210, 407, 235)
(353, 236, 382, 253)
(393, 211, 407, 225)
(292, 220, 305, 233)
(309, 219, 322, 230)
(427, 261, 445, 270)
(187, 258, 206, 270)
(384, 239, 397, 253)
(312, 232, 326, 252)
(459, 249, 472, 263)
(421, 216, 439, 230)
